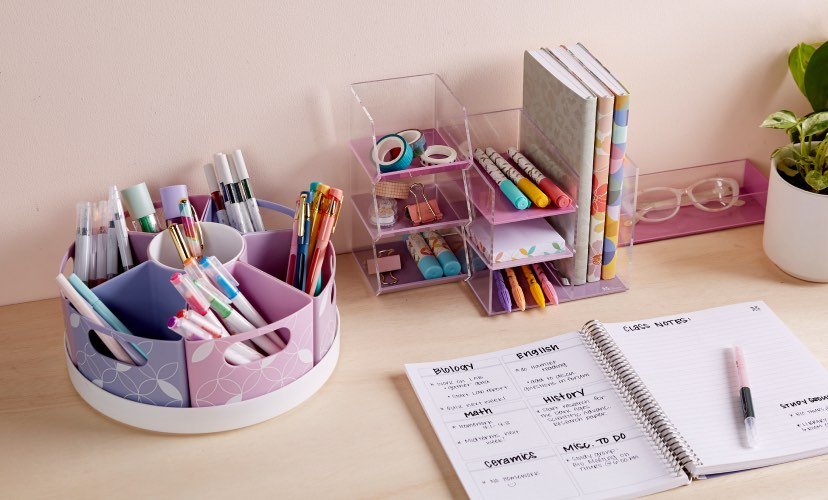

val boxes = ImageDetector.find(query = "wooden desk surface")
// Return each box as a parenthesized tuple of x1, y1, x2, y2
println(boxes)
(2, 225, 827, 499)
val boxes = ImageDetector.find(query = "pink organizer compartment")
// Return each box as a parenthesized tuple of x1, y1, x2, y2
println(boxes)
(59, 246, 190, 406)
(633, 159, 768, 244)
(184, 261, 314, 407)
(243, 230, 338, 364)
(124, 194, 214, 264)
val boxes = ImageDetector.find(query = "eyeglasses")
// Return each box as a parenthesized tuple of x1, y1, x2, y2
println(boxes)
(635, 177, 744, 223)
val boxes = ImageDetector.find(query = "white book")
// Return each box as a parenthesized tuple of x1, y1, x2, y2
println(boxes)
(405, 302, 828, 499)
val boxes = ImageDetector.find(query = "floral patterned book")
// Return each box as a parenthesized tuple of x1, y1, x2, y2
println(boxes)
(546, 46, 614, 283)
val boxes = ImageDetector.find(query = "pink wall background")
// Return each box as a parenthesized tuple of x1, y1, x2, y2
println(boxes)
(2, 1, 826, 305)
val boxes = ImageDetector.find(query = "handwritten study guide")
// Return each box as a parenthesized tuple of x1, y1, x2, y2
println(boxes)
(405, 302, 828, 499)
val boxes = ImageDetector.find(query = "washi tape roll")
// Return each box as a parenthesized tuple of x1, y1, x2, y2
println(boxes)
(404, 233, 443, 280)
(507, 147, 572, 208)
(473, 148, 530, 210)
(421, 230, 461, 276)
(398, 129, 427, 157)
(372, 134, 413, 173)
(485, 148, 549, 208)
(375, 180, 411, 199)
(420, 145, 457, 166)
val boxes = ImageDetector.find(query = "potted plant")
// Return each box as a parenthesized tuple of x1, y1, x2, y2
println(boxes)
(761, 41, 828, 281)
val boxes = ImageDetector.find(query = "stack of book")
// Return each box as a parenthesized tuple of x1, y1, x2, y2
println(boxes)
(522, 43, 630, 286)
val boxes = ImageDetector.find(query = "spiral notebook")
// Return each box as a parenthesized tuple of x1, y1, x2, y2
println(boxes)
(405, 302, 828, 499)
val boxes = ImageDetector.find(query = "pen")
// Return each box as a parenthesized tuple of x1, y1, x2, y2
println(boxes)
(108, 186, 134, 271)
(193, 278, 282, 355)
(199, 256, 287, 349)
(315, 188, 343, 295)
(56, 274, 135, 364)
(120, 182, 160, 233)
(305, 195, 336, 295)
(228, 153, 257, 233)
(167, 316, 262, 366)
(521, 265, 545, 308)
(532, 263, 559, 305)
(214, 153, 252, 234)
(286, 194, 301, 286)
(735, 346, 759, 448)
(106, 203, 119, 279)
(203, 163, 230, 226)
(232, 150, 265, 232)
(169, 272, 228, 335)
(493, 270, 512, 313)
(67, 273, 148, 362)
(507, 147, 572, 208)
(295, 193, 310, 291)
(93, 201, 109, 285)
(504, 267, 526, 311)
(179, 198, 203, 259)
(74, 202, 92, 283)
(307, 183, 330, 264)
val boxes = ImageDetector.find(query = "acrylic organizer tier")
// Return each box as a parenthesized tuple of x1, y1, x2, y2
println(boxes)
(59, 197, 340, 432)
(349, 73, 473, 182)
(466, 110, 638, 315)
(632, 159, 768, 244)
(353, 228, 469, 294)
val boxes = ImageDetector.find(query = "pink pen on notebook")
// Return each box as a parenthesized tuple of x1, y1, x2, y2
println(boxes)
(734, 346, 759, 448)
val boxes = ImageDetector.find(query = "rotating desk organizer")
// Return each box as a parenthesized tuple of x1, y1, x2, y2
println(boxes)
(59, 195, 339, 433)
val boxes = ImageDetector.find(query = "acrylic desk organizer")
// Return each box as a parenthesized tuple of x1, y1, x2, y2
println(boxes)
(464, 109, 638, 315)
(349, 73, 474, 294)
(59, 197, 340, 433)
(632, 159, 768, 244)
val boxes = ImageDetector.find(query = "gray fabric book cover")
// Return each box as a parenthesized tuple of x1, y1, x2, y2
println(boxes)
(520, 50, 596, 285)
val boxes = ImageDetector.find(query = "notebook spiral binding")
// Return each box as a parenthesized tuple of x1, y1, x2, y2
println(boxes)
(581, 320, 700, 477)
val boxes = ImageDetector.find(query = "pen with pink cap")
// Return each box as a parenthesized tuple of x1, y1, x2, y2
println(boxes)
(532, 263, 559, 305)
(734, 346, 759, 448)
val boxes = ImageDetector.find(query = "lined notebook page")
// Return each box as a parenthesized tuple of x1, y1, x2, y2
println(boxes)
(405, 332, 689, 499)
(604, 301, 828, 476)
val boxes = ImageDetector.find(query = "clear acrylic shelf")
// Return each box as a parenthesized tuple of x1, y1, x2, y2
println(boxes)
(632, 159, 768, 244)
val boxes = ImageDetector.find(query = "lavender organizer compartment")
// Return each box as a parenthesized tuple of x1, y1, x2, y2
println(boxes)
(184, 261, 314, 407)
(633, 159, 768, 244)
(60, 248, 189, 406)
(243, 230, 338, 364)
(353, 229, 468, 294)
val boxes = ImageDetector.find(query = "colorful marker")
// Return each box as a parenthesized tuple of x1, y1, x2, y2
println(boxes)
(504, 267, 526, 311)
(521, 265, 545, 308)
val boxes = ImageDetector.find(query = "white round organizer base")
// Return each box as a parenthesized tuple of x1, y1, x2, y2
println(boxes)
(65, 310, 340, 434)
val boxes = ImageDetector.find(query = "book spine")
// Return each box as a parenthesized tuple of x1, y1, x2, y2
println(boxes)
(580, 320, 698, 477)
(586, 97, 613, 282)
(601, 95, 630, 280)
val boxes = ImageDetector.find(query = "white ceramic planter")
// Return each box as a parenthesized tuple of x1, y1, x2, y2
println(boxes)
(763, 153, 828, 282)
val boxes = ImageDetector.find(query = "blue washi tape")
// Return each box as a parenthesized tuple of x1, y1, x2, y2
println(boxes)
(399, 129, 427, 157)
(373, 134, 413, 173)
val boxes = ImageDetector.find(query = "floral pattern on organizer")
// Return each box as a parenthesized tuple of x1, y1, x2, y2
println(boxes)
(602, 94, 630, 280)
(186, 306, 314, 407)
(586, 101, 614, 282)
(68, 311, 188, 407)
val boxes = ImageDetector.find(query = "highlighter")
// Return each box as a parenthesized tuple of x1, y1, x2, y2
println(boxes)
(508, 148, 572, 208)
(521, 265, 545, 308)
(404, 233, 443, 280)
(486, 148, 550, 208)
(421, 231, 461, 277)
(473, 148, 530, 211)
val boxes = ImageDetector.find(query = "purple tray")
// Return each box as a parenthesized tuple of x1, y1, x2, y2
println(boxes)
(634, 159, 768, 244)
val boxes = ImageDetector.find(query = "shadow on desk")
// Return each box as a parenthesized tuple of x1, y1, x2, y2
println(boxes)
(392, 374, 467, 500)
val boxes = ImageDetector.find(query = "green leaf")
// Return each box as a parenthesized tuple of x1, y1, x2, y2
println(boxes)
(804, 42, 828, 112)
(760, 110, 798, 129)
(804, 170, 828, 191)
(789, 43, 816, 95)
(801, 112, 828, 138)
